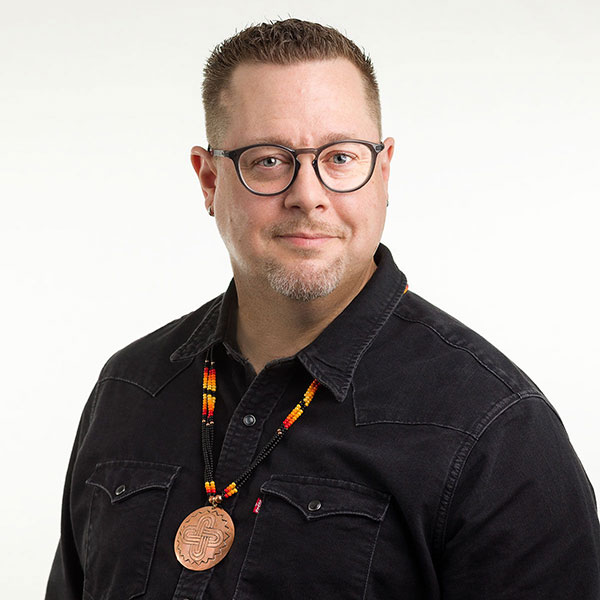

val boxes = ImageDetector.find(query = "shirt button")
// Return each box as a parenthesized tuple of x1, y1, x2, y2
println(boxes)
(115, 484, 126, 496)
(243, 414, 256, 427)
(307, 499, 322, 512)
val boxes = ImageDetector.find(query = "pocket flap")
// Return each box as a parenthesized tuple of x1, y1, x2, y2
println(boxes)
(86, 460, 180, 503)
(260, 475, 390, 521)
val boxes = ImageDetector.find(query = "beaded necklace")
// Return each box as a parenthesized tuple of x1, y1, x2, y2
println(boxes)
(174, 349, 320, 571)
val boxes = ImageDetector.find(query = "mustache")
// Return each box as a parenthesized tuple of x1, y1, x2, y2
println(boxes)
(267, 220, 347, 238)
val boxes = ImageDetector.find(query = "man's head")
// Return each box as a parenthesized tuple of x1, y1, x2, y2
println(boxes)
(202, 19, 382, 148)
(192, 20, 394, 304)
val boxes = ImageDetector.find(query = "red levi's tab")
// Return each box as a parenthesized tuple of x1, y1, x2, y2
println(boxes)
(253, 498, 262, 514)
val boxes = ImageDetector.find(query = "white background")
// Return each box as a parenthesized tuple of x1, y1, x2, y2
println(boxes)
(1, 1, 599, 596)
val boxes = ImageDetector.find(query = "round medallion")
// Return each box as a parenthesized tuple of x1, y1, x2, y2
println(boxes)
(174, 505, 235, 571)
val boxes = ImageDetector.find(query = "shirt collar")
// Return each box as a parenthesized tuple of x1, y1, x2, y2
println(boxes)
(168, 280, 235, 362)
(170, 243, 408, 402)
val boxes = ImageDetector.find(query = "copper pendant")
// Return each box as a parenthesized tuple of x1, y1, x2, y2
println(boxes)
(174, 505, 235, 571)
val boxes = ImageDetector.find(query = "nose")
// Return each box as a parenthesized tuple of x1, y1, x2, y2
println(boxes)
(282, 154, 331, 213)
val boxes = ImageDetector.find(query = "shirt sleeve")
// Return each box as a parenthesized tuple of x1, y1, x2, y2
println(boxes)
(439, 395, 600, 599)
(45, 383, 98, 600)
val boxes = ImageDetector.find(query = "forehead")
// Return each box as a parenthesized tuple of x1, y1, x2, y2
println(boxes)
(220, 59, 378, 147)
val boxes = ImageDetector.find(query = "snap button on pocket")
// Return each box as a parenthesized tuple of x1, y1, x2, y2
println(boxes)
(243, 414, 256, 427)
(115, 484, 126, 496)
(307, 499, 322, 512)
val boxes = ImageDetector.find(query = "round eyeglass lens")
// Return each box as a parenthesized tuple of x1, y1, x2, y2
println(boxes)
(239, 146, 295, 195)
(317, 142, 374, 192)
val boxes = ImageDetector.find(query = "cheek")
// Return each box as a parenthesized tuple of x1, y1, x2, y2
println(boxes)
(214, 196, 266, 251)
(346, 189, 386, 235)
(365, 181, 388, 229)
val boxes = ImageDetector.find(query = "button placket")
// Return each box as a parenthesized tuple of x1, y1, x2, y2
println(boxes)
(214, 366, 293, 491)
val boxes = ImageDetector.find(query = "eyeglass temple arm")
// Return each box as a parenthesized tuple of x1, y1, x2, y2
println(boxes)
(207, 146, 230, 158)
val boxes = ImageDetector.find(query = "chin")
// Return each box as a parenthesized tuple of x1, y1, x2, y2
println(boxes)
(264, 257, 345, 302)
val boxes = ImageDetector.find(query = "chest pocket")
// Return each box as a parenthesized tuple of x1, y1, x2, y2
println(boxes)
(84, 460, 180, 600)
(233, 475, 390, 600)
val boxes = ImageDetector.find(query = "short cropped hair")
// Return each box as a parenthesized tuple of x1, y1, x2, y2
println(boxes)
(202, 18, 381, 146)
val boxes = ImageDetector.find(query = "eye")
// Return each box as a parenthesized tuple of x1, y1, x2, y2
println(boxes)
(257, 156, 282, 168)
(240, 146, 293, 172)
(331, 153, 353, 165)
(321, 150, 357, 166)
(249, 152, 292, 169)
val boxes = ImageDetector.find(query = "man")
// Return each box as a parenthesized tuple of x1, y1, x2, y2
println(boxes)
(46, 19, 600, 599)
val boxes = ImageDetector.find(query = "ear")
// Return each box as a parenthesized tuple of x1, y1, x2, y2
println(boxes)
(379, 137, 395, 184)
(191, 146, 217, 213)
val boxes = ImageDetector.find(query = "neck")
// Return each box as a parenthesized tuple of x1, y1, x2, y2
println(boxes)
(234, 260, 376, 374)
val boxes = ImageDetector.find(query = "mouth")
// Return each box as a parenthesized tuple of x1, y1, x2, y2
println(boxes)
(276, 232, 338, 248)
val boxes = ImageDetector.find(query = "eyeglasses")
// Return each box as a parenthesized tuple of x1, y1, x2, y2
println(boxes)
(208, 139, 385, 196)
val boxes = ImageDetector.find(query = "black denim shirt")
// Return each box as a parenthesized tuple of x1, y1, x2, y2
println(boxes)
(46, 244, 600, 599)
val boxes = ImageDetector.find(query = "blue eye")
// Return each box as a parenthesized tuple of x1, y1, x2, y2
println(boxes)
(258, 157, 281, 168)
(333, 153, 351, 164)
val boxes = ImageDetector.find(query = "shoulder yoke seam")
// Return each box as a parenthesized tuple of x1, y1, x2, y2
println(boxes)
(356, 420, 478, 440)
(97, 376, 157, 398)
(96, 358, 195, 399)
(392, 312, 516, 395)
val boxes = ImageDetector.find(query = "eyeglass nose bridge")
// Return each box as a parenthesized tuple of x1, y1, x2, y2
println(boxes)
(291, 147, 324, 183)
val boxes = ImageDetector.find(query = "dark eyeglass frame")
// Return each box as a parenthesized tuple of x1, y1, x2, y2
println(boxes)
(208, 139, 385, 196)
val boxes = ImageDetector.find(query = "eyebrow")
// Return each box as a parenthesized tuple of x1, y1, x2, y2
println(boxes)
(249, 133, 364, 148)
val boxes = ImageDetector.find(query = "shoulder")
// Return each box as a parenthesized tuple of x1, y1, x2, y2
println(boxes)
(393, 290, 536, 394)
(354, 290, 555, 438)
(96, 294, 224, 396)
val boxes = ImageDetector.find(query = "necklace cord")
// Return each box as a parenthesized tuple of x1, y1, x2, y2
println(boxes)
(201, 349, 319, 503)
